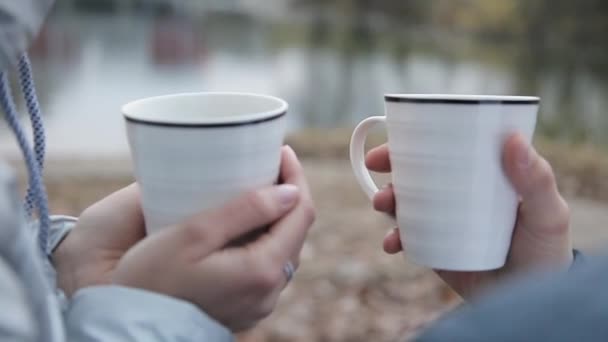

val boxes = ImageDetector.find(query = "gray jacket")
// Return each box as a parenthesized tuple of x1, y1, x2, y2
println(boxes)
(0, 166, 231, 341)
(0, 1, 232, 340)
(416, 252, 607, 341)
(0, 0, 53, 69)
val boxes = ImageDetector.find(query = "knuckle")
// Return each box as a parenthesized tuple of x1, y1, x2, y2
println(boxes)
(301, 199, 317, 225)
(537, 197, 571, 234)
(251, 259, 283, 293)
(182, 220, 207, 242)
(254, 300, 277, 320)
(181, 220, 222, 246)
(245, 191, 274, 219)
(553, 198, 571, 232)
(535, 159, 557, 190)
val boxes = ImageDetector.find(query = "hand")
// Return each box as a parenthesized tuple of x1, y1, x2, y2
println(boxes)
(365, 133, 572, 299)
(112, 146, 315, 331)
(53, 183, 147, 297)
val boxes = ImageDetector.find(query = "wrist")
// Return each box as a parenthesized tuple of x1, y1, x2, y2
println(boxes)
(52, 231, 81, 297)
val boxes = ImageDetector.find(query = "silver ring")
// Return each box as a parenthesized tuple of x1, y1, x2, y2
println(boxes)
(283, 261, 295, 282)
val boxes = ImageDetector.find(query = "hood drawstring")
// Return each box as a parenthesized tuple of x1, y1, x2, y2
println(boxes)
(0, 53, 49, 255)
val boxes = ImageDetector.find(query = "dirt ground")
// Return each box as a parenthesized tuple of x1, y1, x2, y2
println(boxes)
(15, 156, 604, 342)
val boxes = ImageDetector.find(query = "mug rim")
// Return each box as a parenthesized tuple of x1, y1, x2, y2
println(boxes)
(385, 94, 540, 105)
(122, 92, 288, 128)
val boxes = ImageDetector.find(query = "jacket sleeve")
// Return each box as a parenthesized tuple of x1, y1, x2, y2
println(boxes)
(47, 217, 234, 342)
(0, 257, 37, 342)
(0, 0, 55, 70)
(415, 252, 608, 342)
(65, 286, 233, 342)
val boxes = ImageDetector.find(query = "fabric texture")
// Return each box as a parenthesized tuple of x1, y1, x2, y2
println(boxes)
(0, 0, 54, 70)
(415, 251, 606, 342)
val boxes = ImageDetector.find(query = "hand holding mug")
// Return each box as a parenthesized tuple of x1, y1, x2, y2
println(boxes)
(351, 94, 544, 272)
(55, 92, 313, 331)
(56, 147, 315, 331)
(114, 146, 315, 331)
(367, 135, 572, 298)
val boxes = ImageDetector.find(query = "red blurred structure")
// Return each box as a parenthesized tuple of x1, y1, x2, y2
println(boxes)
(150, 17, 207, 66)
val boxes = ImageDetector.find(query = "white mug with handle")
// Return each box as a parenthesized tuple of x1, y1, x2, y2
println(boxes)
(350, 94, 539, 271)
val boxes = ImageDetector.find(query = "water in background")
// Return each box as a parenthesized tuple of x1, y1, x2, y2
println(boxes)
(1, 1, 608, 158)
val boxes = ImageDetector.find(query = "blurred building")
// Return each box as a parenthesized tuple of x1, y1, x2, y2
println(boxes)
(240, 0, 289, 18)
(60, 0, 289, 19)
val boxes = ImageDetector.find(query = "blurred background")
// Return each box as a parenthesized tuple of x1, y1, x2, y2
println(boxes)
(2, 0, 608, 341)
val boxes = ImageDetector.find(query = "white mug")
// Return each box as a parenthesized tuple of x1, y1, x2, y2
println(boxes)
(350, 94, 539, 271)
(123, 92, 288, 234)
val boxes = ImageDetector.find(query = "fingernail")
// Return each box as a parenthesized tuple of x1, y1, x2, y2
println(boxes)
(277, 184, 299, 208)
(517, 143, 534, 170)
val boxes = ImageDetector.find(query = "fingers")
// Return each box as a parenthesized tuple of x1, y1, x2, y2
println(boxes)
(367, 145, 399, 252)
(502, 133, 570, 234)
(256, 146, 316, 267)
(205, 147, 314, 317)
(503, 133, 557, 199)
(365, 143, 391, 172)
(366, 144, 396, 215)
(373, 184, 396, 215)
(232, 146, 314, 314)
(383, 228, 402, 254)
(178, 182, 301, 259)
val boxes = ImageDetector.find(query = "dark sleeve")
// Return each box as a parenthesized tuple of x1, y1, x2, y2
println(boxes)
(416, 252, 608, 342)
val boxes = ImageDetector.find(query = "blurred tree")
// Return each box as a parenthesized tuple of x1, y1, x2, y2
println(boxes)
(291, 0, 431, 26)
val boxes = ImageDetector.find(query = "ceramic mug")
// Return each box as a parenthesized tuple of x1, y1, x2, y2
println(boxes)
(350, 94, 539, 271)
(123, 92, 288, 234)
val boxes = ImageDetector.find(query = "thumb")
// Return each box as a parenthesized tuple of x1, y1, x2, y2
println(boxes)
(174, 184, 301, 259)
(502, 133, 569, 233)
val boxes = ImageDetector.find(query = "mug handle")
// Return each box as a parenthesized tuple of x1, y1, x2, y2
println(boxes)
(350, 116, 387, 200)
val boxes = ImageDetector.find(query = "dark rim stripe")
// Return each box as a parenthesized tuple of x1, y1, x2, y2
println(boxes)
(385, 96, 539, 105)
(125, 111, 286, 128)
